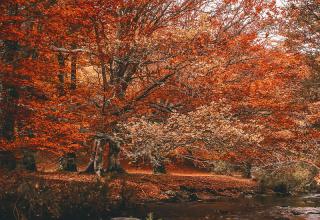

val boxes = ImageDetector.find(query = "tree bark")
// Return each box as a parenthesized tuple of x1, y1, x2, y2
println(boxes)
(242, 161, 252, 178)
(83, 137, 106, 176)
(1, 85, 19, 141)
(58, 152, 77, 172)
(57, 52, 65, 96)
(101, 63, 108, 114)
(1, 40, 19, 141)
(83, 133, 124, 175)
(70, 44, 77, 90)
(0, 77, 3, 134)
(22, 150, 36, 172)
(107, 140, 124, 173)
(93, 138, 106, 176)
(1, 6, 19, 141)
(83, 138, 100, 174)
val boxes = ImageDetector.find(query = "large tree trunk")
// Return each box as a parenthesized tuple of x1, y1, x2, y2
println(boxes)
(101, 63, 108, 114)
(0, 78, 3, 134)
(57, 52, 65, 96)
(93, 138, 106, 176)
(1, 39, 19, 141)
(83, 133, 124, 175)
(107, 140, 124, 173)
(83, 137, 106, 176)
(22, 150, 36, 171)
(83, 138, 99, 174)
(2, 88, 17, 141)
(1, 6, 20, 141)
(70, 44, 77, 90)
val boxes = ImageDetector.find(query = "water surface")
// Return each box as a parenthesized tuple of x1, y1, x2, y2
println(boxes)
(116, 194, 320, 220)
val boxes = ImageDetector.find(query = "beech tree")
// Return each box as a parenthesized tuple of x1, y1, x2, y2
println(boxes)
(1, 0, 319, 175)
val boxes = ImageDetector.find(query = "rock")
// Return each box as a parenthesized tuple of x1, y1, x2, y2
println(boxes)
(180, 185, 196, 192)
(196, 192, 216, 201)
(163, 190, 178, 201)
(189, 193, 198, 201)
(290, 207, 320, 215)
(180, 186, 199, 201)
(303, 194, 320, 199)
(273, 182, 289, 194)
(178, 191, 191, 201)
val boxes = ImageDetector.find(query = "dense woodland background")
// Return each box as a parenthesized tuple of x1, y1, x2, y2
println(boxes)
(1, 0, 320, 175)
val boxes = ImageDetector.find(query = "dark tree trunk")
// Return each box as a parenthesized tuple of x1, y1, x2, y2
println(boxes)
(70, 45, 77, 90)
(1, 38, 20, 141)
(0, 2, 19, 142)
(0, 150, 16, 170)
(93, 138, 106, 176)
(107, 140, 124, 173)
(153, 159, 166, 174)
(1, 6, 20, 141)
(242, 161, 252, 178)
(101, 63, 107, 114)
(82, 138, 99, 174)
(2, 84, 19, 142)
(57, 52, 65, 96)
(22, 150, 36, 171)
(58, 152, 77, 172)
(0, 78, 3, 133)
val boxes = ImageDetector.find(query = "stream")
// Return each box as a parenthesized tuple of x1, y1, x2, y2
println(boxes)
(113, 194, 320, 220)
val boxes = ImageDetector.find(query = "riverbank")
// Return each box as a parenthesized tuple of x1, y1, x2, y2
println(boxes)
(0, 169, 257, 201)
(0, 169, 256, 219)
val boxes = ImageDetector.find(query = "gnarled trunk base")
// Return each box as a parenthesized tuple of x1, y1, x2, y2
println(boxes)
(83, 160, 95, 173)
(153, 161, 166, 174)
(58, 152, 77, 172)
(82, 133, 125, 176)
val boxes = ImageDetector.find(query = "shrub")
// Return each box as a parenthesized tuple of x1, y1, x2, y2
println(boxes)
(254, 162, 319, 194)
(209, 160, 235, 175)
